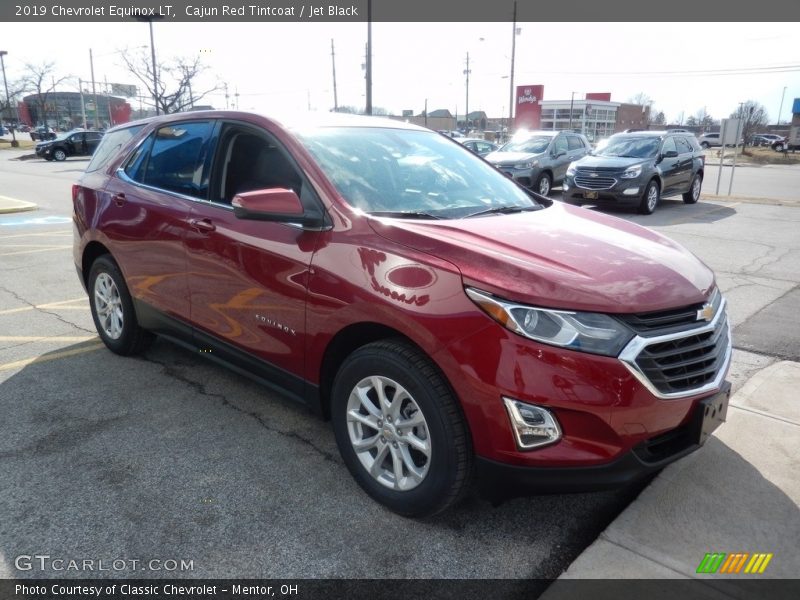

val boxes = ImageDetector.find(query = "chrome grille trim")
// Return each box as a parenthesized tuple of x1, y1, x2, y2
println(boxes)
(574, 175, 617, 190)
(618, 296, 732, 399)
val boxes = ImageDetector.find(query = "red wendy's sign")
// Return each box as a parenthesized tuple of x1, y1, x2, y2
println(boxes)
(515, 85, 544, 130)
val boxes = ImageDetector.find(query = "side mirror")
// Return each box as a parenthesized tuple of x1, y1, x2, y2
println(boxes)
(662, 150, 679, 159)
(232, 188, 326, 229)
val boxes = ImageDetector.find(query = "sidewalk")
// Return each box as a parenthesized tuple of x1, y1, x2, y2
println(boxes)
(555, 361, 800, 587)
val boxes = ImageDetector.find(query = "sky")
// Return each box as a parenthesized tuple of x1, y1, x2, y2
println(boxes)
(1, 21, 799, 125)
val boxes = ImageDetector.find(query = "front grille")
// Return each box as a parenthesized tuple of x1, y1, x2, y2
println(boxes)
(633, 312, 729, 394)
(619, 289, 722, 335)
(574, 175, 616, 190)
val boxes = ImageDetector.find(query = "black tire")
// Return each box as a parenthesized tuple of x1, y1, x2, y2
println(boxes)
(534, 172, 552, 197)
(331, 339, 472, 517)
(700, 142, 710, 149)
(44, 156, 54, 161)
(53, 147, 67, 161)
(638, 180, 660, 215)
(683, 174, 702, 204)
(88, 255, 154, 356)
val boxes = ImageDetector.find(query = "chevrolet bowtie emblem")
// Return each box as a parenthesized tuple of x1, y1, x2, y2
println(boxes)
(697, 303, 715, 322)
(589, 173, 598, 177)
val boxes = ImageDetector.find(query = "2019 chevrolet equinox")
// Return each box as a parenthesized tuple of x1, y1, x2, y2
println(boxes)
(73, 111, 731, 516)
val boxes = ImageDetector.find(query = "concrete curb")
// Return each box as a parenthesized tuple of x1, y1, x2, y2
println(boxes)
(0, 196, 38, 214)
(552, 361, 800, 583)
(700, 194, 800, 207)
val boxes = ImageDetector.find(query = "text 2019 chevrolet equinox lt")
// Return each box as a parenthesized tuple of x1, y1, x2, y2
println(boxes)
(73, 112, 731, 516)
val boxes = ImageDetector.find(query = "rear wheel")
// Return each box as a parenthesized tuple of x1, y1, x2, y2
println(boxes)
(683, 174, 702, 204)
(638, 180, 660, 215)
(774, 142, 785, 152)
(88, 255, 153, 356)
(331, 339, 472, 517)
(700, 142, 710, 149)
(535, 172, 552, 197)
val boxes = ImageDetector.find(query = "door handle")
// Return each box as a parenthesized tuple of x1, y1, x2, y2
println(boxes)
(189, 218, 216, 233)
(112, 193, 126, 207)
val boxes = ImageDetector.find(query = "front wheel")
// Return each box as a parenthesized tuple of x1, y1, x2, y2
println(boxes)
(683, 174, 702, 204)
(535, 172, 552, 197)
(774, 142, 785, 152)
(331, 340, 472, 517)
(53, 148, 67, 161)
(700, 142, 710, 149)
(638, 180, 660, 215)
(88, 255, 154, 356)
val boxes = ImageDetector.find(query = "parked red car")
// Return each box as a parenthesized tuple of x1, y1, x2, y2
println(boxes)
(73, 111, 731, 516)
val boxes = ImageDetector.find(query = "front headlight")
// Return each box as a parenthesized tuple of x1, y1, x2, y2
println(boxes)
(621, 164, 643, 179)
(466, 288, 634, 356)
(514, 160, 539, 170)
(566, 162, 577, 177)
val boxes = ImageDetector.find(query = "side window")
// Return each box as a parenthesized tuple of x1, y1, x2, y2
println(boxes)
(212, 124, 303, 205)
(661, 137, 677, 155)
(477, 142, 492, 153)
(686, 136, 702, 152)
(86, 125, 144, 173)
(143, 122, 214, 199)
(69, 133, 83, 144)
(675, 137, 692, 154)
(124, 134, 154, 182)
(567, 135, 583, 150)
(554, 135, 569, 154)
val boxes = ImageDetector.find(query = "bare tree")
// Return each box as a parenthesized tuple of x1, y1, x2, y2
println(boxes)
(118, 48, 220, 115)
(0, 78, 26, 124)
(652, 111, 666, 126)
(20, 61, 71, 126)
(628, 92, 653, 107)
(730, 100, 769, 148)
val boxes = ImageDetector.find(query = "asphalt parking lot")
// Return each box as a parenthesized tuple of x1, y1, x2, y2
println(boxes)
(1, 154, 798, 582)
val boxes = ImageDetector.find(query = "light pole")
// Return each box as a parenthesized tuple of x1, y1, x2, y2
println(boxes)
(568, 92, 575, 130)
(136, 15, 164, 115)
(777, 86, 787, 126)
(463, 52, 471, 132)
(0, 50, 18, 146)
(508, 1, 519, 138)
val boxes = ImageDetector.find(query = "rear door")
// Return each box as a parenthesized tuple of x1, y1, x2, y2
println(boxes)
(658, 137, 681, 194)
(184, 121, 324, 395)
(674, 136, 695, 190)
(551, 134, 571, 182)
(102, 120, 215, 331)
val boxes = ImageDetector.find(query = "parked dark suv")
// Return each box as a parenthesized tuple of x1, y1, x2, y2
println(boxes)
(73, 112, 730, 516)
(563, 131, 705, 214)
(37, 130, 104, 161)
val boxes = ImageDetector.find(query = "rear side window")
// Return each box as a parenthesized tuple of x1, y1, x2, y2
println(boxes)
(686, 136, 702, 152)
(675, 137, 693, 154)
(124, 121, 214, 199)
(86, 125, 144, 173)
(567, 135, 584, 150)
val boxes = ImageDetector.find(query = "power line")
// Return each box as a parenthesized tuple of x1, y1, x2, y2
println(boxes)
(513, 63, 800, 78)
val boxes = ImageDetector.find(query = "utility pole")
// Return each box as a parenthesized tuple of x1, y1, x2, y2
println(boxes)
(104, 75, 112, 126)
(0, 50, 18, 146)
(79, 79, 87, 129)
(224, 83, 229, 109)
(234, 87, 240, 110)
(508, 0, 517, 137)
(365, 0, 372, 115)
(569, 91, 575, 129)
(330, 39, 338, 112)
(89, 49, 99, 128)
(777, 86, 787, 125)
(424, 98, 428, 128)
(463, 52, 471, 133)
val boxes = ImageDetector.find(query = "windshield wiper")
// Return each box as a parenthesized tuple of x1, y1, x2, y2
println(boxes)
(463, 205, 540, 219)
(367, 211, 443, 220)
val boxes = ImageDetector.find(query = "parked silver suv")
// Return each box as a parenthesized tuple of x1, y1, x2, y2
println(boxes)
(485, 130, 591, 196)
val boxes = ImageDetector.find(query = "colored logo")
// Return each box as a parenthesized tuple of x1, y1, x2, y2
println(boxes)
(696, 552, 773, 574)
(696, 302, 715, 322)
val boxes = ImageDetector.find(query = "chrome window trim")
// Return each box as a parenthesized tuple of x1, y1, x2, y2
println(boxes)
(618, 296, 731, 400)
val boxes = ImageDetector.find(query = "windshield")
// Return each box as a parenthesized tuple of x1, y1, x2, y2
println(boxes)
(498, 136, 552, 154)
(596, 136, 661, 158)
(297, 127, 540, 219)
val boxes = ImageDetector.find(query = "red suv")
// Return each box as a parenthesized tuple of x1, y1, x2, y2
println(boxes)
(73, 111, 731, 516)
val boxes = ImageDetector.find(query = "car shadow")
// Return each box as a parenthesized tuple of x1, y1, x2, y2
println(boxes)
(580, 199, 738, 226)
(0, 338, 666, 580)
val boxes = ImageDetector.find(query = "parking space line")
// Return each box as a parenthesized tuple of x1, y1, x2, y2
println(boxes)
(0, 245, 72, 257)
(0, 335, 96, 343)
(0, 230, 71, 240)
(0, 342, 105, 372)
(0, 297, 87, 316)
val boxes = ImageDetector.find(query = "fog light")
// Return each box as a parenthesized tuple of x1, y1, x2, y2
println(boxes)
(502, 397, 562, 450)
(563, 182, 570, 191)
(623, 187, 640, 195)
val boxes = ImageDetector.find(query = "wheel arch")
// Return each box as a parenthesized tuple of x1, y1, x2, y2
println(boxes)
(81, 241, 113, 287)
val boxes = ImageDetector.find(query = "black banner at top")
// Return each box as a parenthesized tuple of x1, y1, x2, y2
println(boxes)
(2, 0, 799, 22)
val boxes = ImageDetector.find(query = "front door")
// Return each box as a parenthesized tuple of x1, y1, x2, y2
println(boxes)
(185, 122, 323, 392)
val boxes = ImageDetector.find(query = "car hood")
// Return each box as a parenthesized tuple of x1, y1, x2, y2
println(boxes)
(368, 203, 714, 313)
(576, 155, 652, 170)
(484, 150, 544, 166)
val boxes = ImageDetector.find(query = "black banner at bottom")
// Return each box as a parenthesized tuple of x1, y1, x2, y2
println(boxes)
(3, 579, 800, 600)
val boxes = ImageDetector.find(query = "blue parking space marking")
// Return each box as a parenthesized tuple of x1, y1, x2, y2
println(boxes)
(0, 215, 72, 227)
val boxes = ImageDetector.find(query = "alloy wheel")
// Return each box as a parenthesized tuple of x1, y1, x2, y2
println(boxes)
(93, 272, 124, 340)
(346, 375, 431, 491)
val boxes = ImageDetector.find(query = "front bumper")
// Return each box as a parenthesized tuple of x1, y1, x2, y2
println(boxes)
(493, 164, 540, 188)
(563, 174, 645, 206)
(476, 381, 730, 497)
